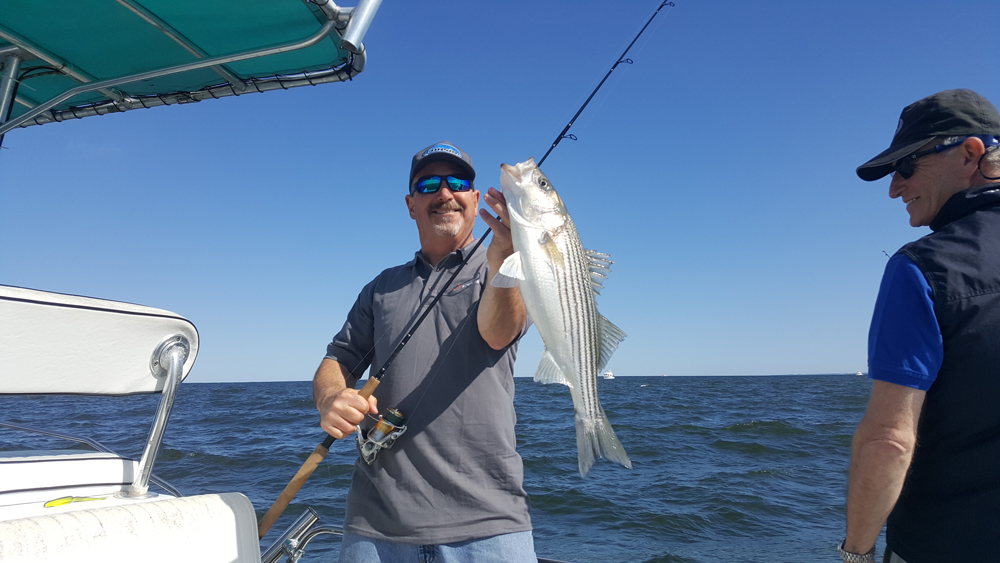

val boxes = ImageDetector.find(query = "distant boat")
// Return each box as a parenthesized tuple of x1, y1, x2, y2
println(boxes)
(601, 370, 615, 380)
(855, 371, 864, 376)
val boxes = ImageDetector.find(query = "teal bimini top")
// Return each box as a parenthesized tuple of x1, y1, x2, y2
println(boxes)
(0, 0, 372, 135)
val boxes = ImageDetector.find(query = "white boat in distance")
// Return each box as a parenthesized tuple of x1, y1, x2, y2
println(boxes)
(601, 369, 616, 380)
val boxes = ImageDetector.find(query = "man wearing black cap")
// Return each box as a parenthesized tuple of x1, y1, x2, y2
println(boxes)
(313, 141, 537, 562)
(841, 89, 1000, 563)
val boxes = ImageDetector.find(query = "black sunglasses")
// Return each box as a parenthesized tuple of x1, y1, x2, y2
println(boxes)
(411, 175, 473, 195)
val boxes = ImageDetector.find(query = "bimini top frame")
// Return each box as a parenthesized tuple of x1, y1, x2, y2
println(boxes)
(0, 0, 382, 138)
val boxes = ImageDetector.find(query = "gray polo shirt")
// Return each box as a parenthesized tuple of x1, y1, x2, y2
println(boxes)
(326, 239, 532, 544)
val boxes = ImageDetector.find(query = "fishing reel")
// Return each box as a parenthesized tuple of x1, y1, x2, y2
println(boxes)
(356, 408, 407, 465)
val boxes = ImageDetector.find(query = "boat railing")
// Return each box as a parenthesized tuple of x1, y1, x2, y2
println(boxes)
(0, 0, 385, 136)
(123, 334, 189, 498)
(0, 421, 181, 498)
(261, 507, 346, 563)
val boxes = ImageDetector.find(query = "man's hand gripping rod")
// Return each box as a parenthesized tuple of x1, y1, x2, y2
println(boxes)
(257, 236, 489, 539)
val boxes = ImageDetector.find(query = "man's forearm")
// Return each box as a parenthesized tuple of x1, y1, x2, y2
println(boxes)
(844, 432, 915, 552)
(844, 380, 924, 554)
(478, 272, 527, 350)
(313, 358, 355, 409)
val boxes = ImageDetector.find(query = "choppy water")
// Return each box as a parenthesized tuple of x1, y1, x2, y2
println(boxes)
(0, 375, 877, 562)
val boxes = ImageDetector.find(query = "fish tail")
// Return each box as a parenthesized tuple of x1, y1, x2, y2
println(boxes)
(574, 408, 632, 477)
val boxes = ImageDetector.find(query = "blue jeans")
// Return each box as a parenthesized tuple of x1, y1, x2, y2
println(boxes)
(338, 530, 537, 563)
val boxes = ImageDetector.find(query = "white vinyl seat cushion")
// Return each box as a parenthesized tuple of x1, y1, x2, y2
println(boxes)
(0, 492, 261, 563)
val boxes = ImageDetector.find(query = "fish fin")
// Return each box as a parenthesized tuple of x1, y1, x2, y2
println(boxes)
(534, 349, 571, 386)
(586, 250, 613, 295)
(540, 231, 565, 269)
(590, 272, 606, 295)
(491, 251, 524, 288)
(574, 408, 632, 477)
(597, 315, 627, 372)
(586, 250, 613, 274)
(506, 204, 529, 229)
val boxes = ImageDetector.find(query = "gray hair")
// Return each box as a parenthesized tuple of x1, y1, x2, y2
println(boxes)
(982, 142, 1000, 178)
(938, 136, 1000, 178)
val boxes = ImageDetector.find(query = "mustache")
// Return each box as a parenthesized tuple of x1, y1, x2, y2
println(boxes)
(431, 201, 464, 213)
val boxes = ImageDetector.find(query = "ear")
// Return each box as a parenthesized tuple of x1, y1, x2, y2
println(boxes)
(405, 194, 416, 219)
(959, 137, 987, 176)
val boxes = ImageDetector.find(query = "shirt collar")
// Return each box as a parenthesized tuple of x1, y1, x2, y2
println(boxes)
(412, 238, 482, 270)
(931, 183, 1000, 231)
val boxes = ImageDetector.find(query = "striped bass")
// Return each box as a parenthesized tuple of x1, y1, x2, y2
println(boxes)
(494, 158, 631, 477)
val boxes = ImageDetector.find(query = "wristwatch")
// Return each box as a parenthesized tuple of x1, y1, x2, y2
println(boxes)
(837, 539, 876, 563)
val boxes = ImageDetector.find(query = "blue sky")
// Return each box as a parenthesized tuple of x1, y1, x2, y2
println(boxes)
(2, 0, 998, 382)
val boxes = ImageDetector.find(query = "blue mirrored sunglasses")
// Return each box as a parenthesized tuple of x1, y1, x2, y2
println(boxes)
(411, 175, 473, 194)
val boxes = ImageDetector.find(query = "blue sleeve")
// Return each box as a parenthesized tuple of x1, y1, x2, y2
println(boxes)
(867, 254, 943, 390)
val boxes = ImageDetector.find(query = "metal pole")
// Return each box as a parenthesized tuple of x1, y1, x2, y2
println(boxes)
(0, 53, 22, 146)
(124, 335, 189, 498)
(0, 18, 338, 136)
(340, 0, 383, 54)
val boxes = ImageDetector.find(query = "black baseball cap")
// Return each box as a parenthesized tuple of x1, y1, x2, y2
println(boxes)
(409, 141, 476, 188)
(857, 89, 1000, 181)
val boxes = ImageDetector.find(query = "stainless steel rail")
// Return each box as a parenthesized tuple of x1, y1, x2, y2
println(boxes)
(0, 17, 339, 135)
(0, 53, 22, 135)
(261, 507, 323, 563)
(340, 0, 383, 54)
(115, 0, 248, 92)
(0, 422, 182, 498)
(123, 334, 189, 498)
(19, 63, 363, 127)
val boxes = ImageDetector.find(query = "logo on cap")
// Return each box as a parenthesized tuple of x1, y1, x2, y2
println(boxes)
(422, 143, 461, 159)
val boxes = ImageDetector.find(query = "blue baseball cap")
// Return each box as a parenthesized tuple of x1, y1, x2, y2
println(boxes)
(409, 141, 476, 188)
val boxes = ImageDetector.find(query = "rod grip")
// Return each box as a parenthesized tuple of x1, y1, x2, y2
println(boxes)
(358, 377, 380, 399)
(257, 378, 381, 539)
(257, 442, 330, 539)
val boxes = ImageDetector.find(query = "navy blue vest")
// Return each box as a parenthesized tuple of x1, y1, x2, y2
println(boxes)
(886, 184, 1000, 562)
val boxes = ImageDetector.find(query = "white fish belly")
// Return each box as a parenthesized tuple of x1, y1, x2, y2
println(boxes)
(515, 229, 613, 412)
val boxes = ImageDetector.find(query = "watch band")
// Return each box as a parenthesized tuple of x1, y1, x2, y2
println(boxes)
(837, 539, 876, 563)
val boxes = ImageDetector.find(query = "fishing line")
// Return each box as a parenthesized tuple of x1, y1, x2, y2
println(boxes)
(537, 0, 676, 165)
(346, 0, 678, 417)
(573, 2, 674, 134)
(361, 0, 678, 429)
(257, 0, 678, 537)
(340, 263, 462, 384)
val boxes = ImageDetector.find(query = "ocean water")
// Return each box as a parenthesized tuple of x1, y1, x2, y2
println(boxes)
(0, 375, 877, 562)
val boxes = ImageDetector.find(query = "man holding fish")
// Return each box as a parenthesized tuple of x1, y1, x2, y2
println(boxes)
(313, 141, 537, 562)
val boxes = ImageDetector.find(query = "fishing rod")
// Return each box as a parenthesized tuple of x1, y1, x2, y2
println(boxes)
(257, 0, 676, 539)
(539, 0, 675, 165)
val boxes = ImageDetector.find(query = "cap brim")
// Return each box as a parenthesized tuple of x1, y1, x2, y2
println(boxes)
(856, 137, 932, 181)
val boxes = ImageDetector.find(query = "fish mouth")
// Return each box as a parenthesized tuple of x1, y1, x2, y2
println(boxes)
(500, 163, 523, 197)
(501, 163, 522, 183)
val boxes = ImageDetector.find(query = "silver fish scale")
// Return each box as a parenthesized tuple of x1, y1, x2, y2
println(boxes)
(499, 157, 630, 476)
(547, 217, 603, 423)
